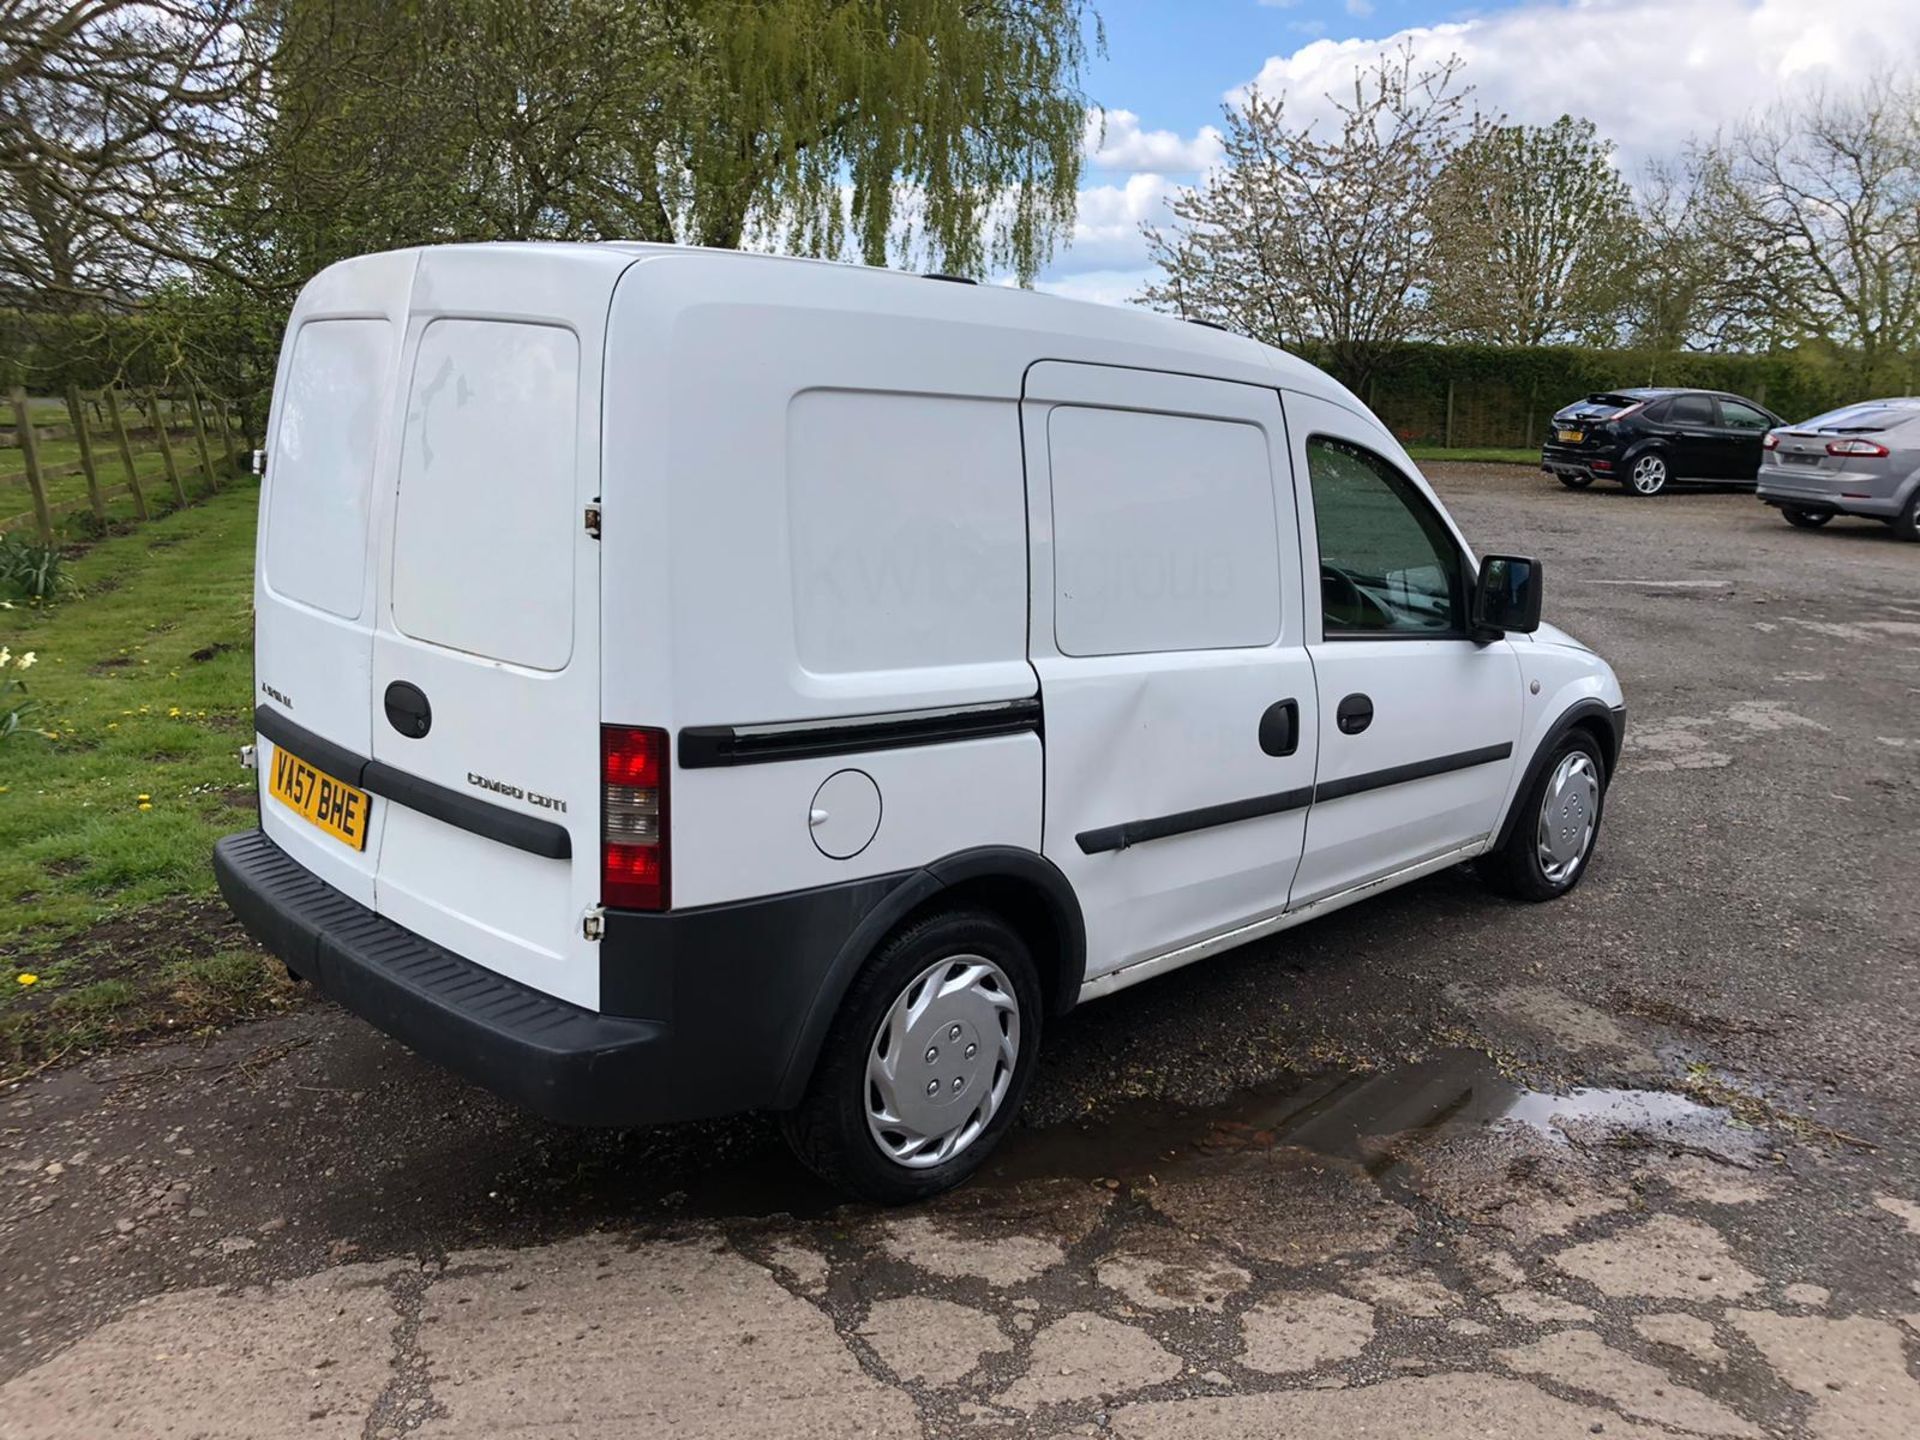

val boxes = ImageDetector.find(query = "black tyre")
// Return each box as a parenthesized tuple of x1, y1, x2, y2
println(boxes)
(1557, 472, 1595, 490)
(1781, 506, 1833, 529)
(1624, 451, 1670, 496)
(781, 907, 1042, 1204)
(1481, 730, 1608, 902)
(1896, 489, 1920, 543)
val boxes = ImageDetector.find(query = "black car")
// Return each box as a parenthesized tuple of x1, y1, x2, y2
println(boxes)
(1540, 388, 1783, 496)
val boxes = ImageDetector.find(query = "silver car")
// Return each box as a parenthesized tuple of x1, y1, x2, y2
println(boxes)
(1757, 398, 1920, 540)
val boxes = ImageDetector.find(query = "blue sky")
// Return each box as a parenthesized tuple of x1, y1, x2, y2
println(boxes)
(1041, 0, 1920, 302)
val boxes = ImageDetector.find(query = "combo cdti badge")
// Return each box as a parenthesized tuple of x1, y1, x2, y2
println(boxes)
(215, 243, 1626, 1202)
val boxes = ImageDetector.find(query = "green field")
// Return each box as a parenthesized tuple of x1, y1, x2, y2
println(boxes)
(0, 485, 293, 1072)
(2, 396, 237, 540)
(1403, 444, 1541, 466)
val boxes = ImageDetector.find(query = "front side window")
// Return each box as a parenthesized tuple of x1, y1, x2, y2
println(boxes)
(1306, 437, 1465, 637)
(1719, 399, 1771, 430)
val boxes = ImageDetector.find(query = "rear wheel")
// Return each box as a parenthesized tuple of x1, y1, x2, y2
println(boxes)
(1896, 489, 1920, 543)
(781, 908, 1041, 1203)
(1481, 731, 1607, 902)
(1556, 471, 1595, 489)
(1625, 452, 1669, 496)
(1781, 506, 1833, 529)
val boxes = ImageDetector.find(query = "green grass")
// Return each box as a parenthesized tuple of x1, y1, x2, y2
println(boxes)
(2, 396, 239, 539)
(1403, 445, 1542, 466)
(0, 482, 297, 1071)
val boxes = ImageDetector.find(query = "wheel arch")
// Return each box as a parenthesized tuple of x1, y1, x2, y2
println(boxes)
(773, 846, 1086, 1109)
(1492, 698, 1625, 854)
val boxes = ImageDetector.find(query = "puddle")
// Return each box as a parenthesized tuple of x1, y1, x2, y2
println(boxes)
(982, 1048, 1747, 1191)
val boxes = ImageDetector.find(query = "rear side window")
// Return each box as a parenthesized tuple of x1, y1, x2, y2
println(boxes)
(1048, 406, 1281, 657)
(1669, 394, 1715, 425)
(1307, 437, 1464, 636)
(265, 319, 391, 619)
(787, 390, 1026, 676)
(392, 320, 580, 671)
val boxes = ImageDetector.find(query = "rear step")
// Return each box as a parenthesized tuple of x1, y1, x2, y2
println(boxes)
(213, 830, 665, 1126)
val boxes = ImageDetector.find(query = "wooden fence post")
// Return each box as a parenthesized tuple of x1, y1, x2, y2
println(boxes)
(1444, 379, 1456, 450)
(213, 398, 238, 473)
(8, 388, 55, 544)
(185, 380, 220, 493)
(146, 391, 188, 506)
(104, 388, 150, 521)
(65, 386, 109, 526)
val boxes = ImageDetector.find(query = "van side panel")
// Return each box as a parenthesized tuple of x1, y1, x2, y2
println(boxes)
(602, 256, 1044, 911)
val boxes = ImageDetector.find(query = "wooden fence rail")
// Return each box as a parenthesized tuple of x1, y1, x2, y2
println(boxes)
(1, 387, 248, 543)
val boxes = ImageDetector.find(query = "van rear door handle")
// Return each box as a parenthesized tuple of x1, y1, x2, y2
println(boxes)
(1259, 699, 1299, 757)
(1336, 693, 1374, 735)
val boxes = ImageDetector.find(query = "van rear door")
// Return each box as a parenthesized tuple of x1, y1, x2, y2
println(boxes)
(366, 246, 628, 1010)
(254, 250, 416, 907)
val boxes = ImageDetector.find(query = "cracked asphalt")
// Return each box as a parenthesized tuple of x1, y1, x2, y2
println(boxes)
(3, 465, 1919, 1438)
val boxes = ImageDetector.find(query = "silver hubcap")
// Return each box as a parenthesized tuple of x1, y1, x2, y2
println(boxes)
(1536, 752, 1600, 884)
(1631, 456, 1666, 493)
(865, 955, 1021, 1169)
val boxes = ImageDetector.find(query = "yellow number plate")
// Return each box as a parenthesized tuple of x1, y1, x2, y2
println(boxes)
(268, 746, 371, 850)
(1556, 428, 1584, 443)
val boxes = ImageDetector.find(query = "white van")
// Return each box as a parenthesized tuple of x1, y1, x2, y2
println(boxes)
(216, 243, 1625, 1201)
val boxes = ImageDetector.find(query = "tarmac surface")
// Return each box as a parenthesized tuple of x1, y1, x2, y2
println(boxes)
(3, 465, 1918, 1438)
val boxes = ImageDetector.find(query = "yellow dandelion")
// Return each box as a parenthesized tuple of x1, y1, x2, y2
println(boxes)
(137, 793, 151, 802)
(15, 974, 36, 986)
(138, 802, 152, 812)
(168, 706, 182, 718)
(107, 722, 118, 731)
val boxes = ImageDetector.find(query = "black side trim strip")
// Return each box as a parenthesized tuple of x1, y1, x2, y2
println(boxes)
(1077, 785, 1314, 855)
(1312, 742, 1513, 803)
(254, 705, 368, 788)
(1073, 742, 1516, 856)
(363, 760, 572, 859)
(254, 705, 571, 860)
(680, 698, 1042, 769)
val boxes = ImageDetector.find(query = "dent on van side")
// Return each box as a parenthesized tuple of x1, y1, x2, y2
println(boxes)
(215, 242, 1626, 1202)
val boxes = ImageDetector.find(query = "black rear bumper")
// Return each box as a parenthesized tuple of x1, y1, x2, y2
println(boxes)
(213, 829, 912, 1127)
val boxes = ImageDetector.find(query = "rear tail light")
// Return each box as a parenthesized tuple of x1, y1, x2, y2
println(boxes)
(602, 725, 668, 910)
(1761, 432, 1779, 450)
(1826, 438, 1889, 457)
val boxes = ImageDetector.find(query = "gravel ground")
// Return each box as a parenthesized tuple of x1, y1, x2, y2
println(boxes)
(1, 464, 1917, 1438)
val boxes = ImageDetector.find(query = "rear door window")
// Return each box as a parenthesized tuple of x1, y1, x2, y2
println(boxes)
(391, 320, 580, 671)
(264, 319, 392, 619)
(1669, 394, 1715, 425)
(1718, 399, 1771, 430)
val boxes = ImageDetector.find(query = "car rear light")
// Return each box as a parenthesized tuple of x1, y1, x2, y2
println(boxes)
(1592, 459, 1613, 470)
(1826, 438, 1889, 457)
(1761, 433, 1779, 450)
(602, 725, 668, 910)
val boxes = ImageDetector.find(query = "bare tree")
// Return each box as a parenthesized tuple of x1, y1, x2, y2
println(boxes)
(1426, 116, 1638, 346)
(1141, 46, 1485, 390)
(0, 1, 263, 315)
(1695, 76, 1920, 385)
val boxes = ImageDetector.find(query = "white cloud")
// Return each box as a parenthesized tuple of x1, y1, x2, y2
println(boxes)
(1232, 0, 1920, 173)
(1084, 108, 1223, 173)
(1041, 0, 1920, 304)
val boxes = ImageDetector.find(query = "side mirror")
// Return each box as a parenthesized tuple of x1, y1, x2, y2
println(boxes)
(1472, 554, 1542, 638)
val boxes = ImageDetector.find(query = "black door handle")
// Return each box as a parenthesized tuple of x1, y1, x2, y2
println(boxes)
(1336, 693, 1373, 735)
(1259, 698, 1299, 757)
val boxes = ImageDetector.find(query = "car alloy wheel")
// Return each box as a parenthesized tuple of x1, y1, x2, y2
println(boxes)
(1628, 454, 1668, 496)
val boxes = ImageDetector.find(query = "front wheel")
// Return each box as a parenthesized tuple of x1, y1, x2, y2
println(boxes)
(1625, 452, 1670, 496)
(1781, 506, 1833, 529)
(1481, 731, 1607, 902)
(781, 908, 1041, 1203)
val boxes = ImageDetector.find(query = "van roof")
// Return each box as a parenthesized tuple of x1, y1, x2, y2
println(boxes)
(324, 240, 1355, 410)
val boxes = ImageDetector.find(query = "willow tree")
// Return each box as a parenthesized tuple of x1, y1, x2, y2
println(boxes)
(218, 0, 1096, 292)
